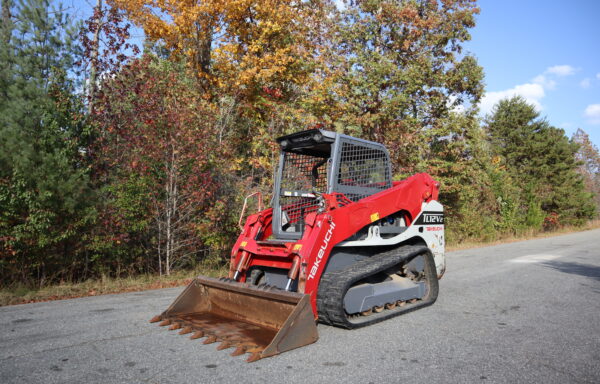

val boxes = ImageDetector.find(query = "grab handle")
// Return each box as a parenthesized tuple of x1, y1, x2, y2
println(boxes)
(238, 191, 264, 230)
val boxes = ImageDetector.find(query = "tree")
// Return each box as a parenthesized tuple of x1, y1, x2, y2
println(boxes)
(301, 0, 486, 241)
(0, 0, 94, 286)
(92, 55, 217, 275)
(110, 0, 321, 97)
(1, 0, 14, 100)
(424, 108, 503, 242)
(310, 0, 484, 174)
(80, 0, 139, 105)
(108, 1, 328, 228)
(572, 128, 600, 214)
(485, 96, 595, 227)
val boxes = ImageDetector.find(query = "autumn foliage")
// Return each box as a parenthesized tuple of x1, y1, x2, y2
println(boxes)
(110, 0, 319, 95)
(0, 0, 597, 288)
(91, 56, 217, 275)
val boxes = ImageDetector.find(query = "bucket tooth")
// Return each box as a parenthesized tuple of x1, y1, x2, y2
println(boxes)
(231, 345, 247, 356)
(149, 315, 162, 323)
(179, 326, 193, 335)
(217, 341, 232, 350)
(203, 335, 218, 344)
(190, 330, 204, 340)
(158, 319, 171, 326)
(230, 342, 258, 357)
(246, 352, 262, 363)
(168, 323, 181, 331)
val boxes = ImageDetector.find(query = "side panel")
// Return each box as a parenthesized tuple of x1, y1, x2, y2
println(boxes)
(297, 173, 439, 314)
(336, 200, 446, 278)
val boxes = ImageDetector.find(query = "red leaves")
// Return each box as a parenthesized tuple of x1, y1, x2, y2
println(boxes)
(92, 54, 217, 230)
(543, 212, 560, 231)
(80, 3, 140, 104)
(262, 86, 283, 99)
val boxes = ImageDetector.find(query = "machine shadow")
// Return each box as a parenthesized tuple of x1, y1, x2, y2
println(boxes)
(541, 260, 600, 282)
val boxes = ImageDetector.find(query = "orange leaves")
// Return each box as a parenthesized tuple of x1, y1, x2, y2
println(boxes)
(110, 0, 315, 97)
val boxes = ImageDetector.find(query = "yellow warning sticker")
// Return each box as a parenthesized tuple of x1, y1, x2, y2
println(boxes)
(293, 244, 303, 251)
(370, 212, 380, 222)
(240, 241, 247, 247)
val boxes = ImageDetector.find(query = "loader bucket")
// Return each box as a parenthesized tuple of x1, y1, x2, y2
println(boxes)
(150, 276, 318, 362)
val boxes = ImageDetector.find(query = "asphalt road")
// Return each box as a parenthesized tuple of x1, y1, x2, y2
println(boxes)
(1, 229, 599, 384)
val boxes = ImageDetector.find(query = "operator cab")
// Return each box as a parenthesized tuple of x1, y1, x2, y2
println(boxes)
(272, 129, 392, 240)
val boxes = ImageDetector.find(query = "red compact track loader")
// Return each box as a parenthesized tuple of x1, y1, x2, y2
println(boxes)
(150, 129, 445, 362)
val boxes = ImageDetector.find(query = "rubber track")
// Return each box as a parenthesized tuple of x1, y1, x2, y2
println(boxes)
(316, 245, 439, 329)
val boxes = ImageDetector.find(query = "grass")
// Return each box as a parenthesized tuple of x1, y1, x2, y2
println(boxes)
(2, 220, 599, 307)
(446, 219, 600, 251)
(0, 260, 228, 307)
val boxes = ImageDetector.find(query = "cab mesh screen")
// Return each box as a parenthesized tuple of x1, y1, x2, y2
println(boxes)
(279, 152, 328, 226)
(337, 142, 391, 201)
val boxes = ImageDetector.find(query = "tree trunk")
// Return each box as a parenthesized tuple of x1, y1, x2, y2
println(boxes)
(165, 151, 172, 276)
(164, 143, 180, 276)
(157, 218, 163, 276)
(194, 22, 212, 91)
(165, 177, 171, 276)
(1, 0, 13, 45)
(89, 0, 103, 106)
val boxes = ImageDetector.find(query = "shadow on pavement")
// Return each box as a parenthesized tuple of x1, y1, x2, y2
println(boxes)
(541, 260, 600, 282)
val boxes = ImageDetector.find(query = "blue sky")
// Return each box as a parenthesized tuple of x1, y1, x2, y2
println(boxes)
(63, 0, 600, 146)
(465, 0, 600, 146)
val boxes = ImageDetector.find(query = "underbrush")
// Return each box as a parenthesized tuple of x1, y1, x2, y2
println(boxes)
(0, 259, 228, 306)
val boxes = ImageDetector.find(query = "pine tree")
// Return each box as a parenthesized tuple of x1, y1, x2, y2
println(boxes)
(0, 0, 94, 286)
(0, 0, 14, 105)
(485, 96, 595, 227)
(427, 109, 503, 242)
